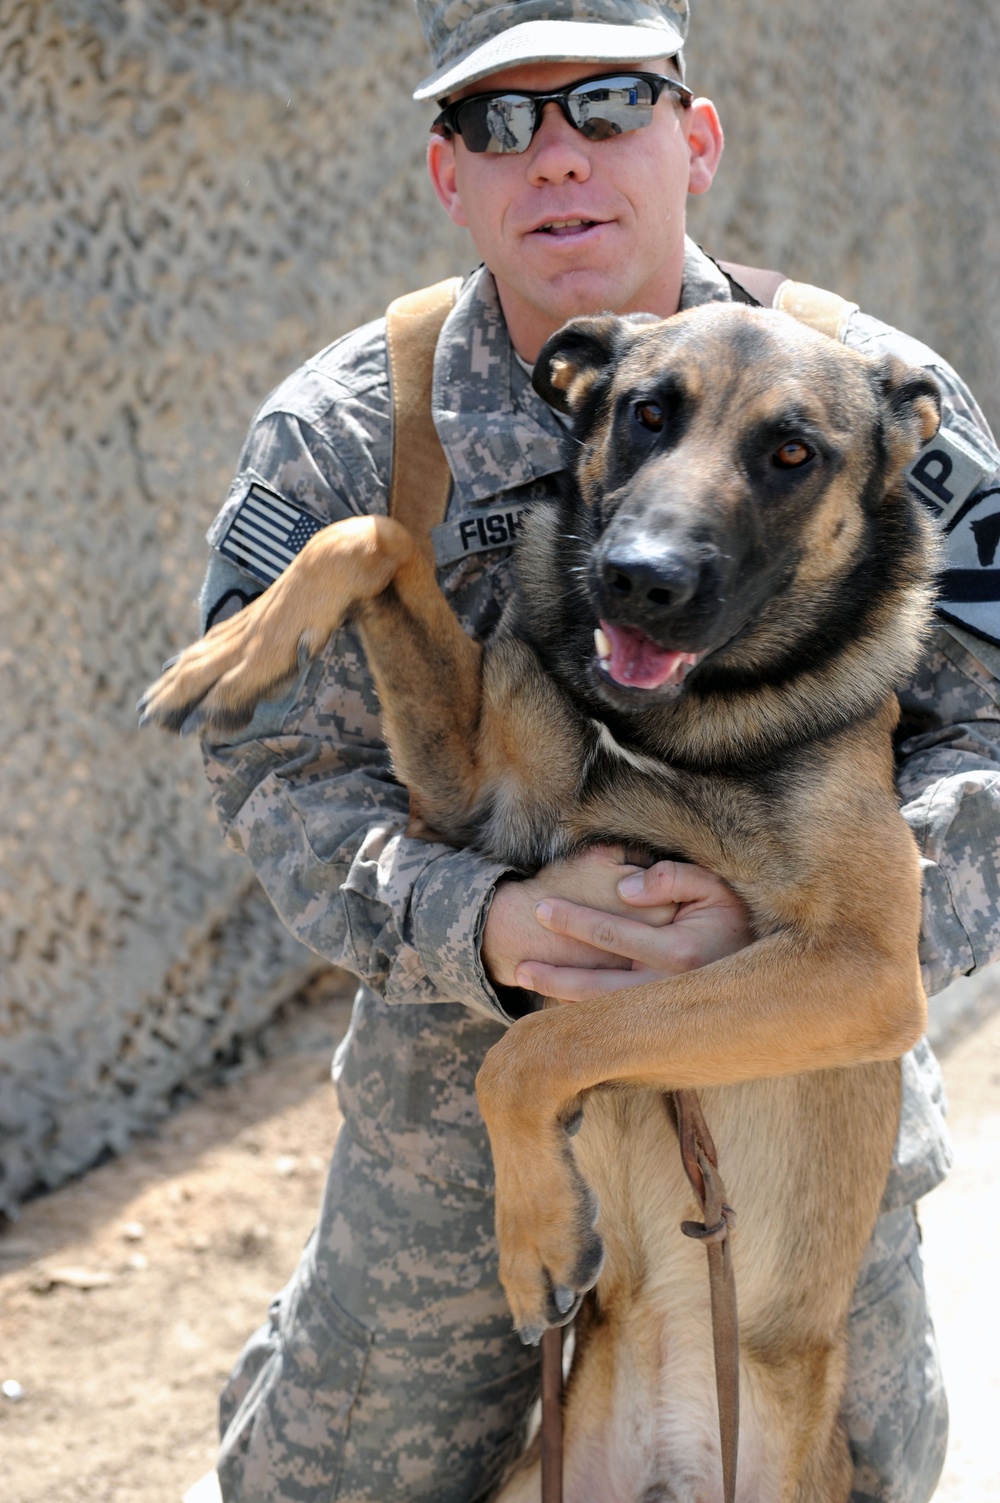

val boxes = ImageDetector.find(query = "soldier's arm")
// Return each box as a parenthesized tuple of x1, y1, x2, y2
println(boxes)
(842, 317, 1000, 995)
(897, 621, 1000, 996)
(196, 387, 524, 1019)
(894, 362, 1000, 996)
(900, 421, 1000, 997)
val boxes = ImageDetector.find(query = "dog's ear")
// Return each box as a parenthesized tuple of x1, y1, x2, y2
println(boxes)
(875, 356, 942, 469)
(533, 314, 643, 416)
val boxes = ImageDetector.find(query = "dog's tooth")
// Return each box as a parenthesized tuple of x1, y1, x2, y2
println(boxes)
(594, 627, 612, 661)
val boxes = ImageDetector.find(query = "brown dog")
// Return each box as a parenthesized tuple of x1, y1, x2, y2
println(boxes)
(141, 303, 941, 1501)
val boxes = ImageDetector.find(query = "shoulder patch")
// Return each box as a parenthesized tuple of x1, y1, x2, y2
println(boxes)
(935, 485, 1000, 645)
(205, 586, 262, 630)
(906, 424, 1000, 646)
(217, 483, 327, 585)
(906, 423, 993, 521)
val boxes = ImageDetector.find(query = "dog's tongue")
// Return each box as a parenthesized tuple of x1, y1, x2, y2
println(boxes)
(599, 621, 700, 690)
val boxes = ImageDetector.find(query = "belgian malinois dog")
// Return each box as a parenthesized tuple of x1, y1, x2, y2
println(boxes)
(141, 302, 941, 1501)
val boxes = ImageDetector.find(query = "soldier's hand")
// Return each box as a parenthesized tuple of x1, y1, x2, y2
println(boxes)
(482, 845, 676, 988)
(508, 859, 753, 1002)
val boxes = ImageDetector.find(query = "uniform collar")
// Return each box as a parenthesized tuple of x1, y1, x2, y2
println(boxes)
(432, 268, 565, 506)
(678, 239, 735, 310)
(432, 240, 733, 505)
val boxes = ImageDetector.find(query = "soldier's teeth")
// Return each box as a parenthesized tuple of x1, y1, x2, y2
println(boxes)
(594, 627, 612, 661)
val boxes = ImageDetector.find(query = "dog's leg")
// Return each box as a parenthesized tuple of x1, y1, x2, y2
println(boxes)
(355, 587, 585, 846)
(139, 517, 422, 732)
(140, 516, 576, 849)
(351, 559, 491, 844)
(476, 917, 920, 1340)
(139, 516, 468, 735)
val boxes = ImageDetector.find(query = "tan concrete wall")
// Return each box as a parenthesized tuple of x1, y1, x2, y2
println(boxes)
(687, 0, 1000, 432)
(1, 0, 997, 1210)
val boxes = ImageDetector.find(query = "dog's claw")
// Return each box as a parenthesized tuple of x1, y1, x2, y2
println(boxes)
(179, 708, 204, 737)
(553, 1285, 576, 1316)
(518, 1323, 545, 1348)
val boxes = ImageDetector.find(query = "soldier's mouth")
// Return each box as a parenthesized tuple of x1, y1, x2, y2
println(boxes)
(594, 622, 703, 691)
(535, 219, 600, 237)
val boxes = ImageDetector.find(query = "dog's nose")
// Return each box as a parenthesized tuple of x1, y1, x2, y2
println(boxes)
(599, 543, 701, 615)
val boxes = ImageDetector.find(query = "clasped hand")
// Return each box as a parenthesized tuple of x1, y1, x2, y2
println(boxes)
(482, 846, 753, 1003)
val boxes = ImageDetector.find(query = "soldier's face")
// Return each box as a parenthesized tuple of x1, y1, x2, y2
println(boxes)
(427, 59, 723, 360)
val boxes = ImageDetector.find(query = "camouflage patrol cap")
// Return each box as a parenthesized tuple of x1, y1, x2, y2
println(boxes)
(412, 1, 688, 101)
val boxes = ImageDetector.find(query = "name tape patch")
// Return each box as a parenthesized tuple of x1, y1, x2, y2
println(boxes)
(431, 504, 533, 566)
(218, 483, 326, 585)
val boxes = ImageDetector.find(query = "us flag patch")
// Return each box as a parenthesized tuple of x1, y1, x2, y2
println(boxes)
(218, 483, 326, 585)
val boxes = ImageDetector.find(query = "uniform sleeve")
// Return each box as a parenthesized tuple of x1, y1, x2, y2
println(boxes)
(844, 311, 1000, 997)
(200, 403, 519, 1023)
(888, 345, 1000, 995)
(897, 624, 1000, 997)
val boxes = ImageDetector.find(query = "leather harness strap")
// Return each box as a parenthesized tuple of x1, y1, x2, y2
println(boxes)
(718, 258, 789, 311)
(385, 276, 463, 556)
(775, 278, 859, 341)
(382, 263, 855, 1503)
(719, 255, 857, 341)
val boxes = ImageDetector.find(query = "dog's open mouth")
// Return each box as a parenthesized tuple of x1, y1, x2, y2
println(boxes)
(595, 622, 703, 692)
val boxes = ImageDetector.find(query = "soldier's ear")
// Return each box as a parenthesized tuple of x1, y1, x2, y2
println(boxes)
(875, 357, 942, 467)
(533, 314, 653, 416)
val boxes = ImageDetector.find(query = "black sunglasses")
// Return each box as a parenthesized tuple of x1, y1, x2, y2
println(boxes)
(432, 71, 693, 156)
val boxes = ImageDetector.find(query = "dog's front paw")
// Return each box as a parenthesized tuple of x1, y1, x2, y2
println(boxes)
(137, 606, 300, 736)
(494, 1133, 605, 1344)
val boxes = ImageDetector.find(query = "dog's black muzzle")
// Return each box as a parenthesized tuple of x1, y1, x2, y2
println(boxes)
(591, 530, 725, 645)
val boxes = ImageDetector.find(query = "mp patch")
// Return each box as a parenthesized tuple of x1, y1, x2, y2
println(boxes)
(431, 504, 532, 567)
(935, 485, 1000, 644)
(906, 423, 992, 519)
(217, 483, 327, 585)
(906, 424, 1000, 645)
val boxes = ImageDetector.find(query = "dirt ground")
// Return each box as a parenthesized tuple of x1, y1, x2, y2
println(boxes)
(0, 975, 355, 1503)
(1, 978, 997, 1503)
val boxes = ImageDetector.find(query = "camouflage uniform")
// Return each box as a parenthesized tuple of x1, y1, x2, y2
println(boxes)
(206, 243, 1000, 1502)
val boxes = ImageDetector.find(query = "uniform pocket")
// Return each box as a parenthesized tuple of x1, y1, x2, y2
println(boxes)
(219, 1235, 372, 1502)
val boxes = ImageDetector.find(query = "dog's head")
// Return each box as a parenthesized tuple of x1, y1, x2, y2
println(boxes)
(531, 302, 940, 718)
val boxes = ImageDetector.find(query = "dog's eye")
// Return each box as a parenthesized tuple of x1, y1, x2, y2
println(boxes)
(773, 440, 813, 468)
(635, 402, 664, 432)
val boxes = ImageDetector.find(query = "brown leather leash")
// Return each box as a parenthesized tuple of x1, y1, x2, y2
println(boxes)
(540, 1327, 565, 1503)
(667, 1089, 740, 1503)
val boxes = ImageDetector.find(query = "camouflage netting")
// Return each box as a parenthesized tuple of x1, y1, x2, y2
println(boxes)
(1, 0, 998, 1213)
(0, 0, 472, 1215)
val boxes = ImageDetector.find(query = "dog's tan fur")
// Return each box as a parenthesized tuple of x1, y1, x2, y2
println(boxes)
(141, 304, 942, 1501)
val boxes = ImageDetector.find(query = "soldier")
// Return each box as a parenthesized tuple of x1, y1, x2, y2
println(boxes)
(191, 3, 1000, 1500)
